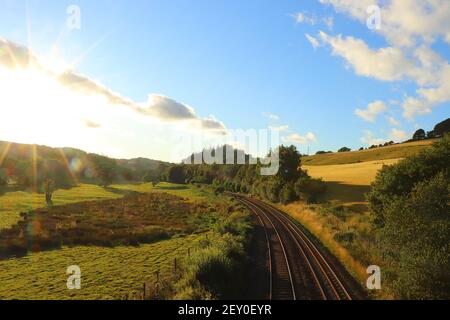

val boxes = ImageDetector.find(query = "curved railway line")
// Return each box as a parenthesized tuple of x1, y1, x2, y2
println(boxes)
(236, 195, 363, 300)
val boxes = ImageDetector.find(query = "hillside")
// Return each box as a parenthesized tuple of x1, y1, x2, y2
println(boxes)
(302, 139, 437, 166)
(0, 141, 166, 188)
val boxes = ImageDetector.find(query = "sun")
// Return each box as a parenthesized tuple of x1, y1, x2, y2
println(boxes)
(0, 65, 97, 148)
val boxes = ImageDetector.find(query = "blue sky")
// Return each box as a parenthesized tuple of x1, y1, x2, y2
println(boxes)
(0, 0, 449, 161)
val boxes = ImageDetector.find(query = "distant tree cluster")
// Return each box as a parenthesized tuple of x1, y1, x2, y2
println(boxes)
(164, 145, 327, 205)
(367, 135, 450, 299)
(412, 118, 450, 141)
(338, 147, 352, 153)
(0, 142, 166, 192)
(315, 151, 332, 155)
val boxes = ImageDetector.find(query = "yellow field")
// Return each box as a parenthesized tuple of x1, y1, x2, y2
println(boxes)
(303, 139, 435, 166)
(303, 159, 399, 206)
(304, 159, 400, 186)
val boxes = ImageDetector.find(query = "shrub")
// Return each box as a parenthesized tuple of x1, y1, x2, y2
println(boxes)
(380, 173, 450, 299)
(338, 147, 351, 153)
(280, 184, 297, 204)
(368, 136, 450, 299)
(294, 177, 327, 203)
(367, 135, 450, 227)
(333, 231, 356, 244)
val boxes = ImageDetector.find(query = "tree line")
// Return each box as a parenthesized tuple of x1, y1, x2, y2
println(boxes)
(156, 145, 327, 205)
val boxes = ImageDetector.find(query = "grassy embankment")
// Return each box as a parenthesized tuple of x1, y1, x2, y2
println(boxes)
(0, 182, 250, 300)
(282, 140, 436, 298)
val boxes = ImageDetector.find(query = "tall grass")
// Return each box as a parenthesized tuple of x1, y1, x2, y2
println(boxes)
(148, 205, 253, 300)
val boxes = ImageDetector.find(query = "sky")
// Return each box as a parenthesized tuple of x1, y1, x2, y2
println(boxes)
(0, 0, 449, 162)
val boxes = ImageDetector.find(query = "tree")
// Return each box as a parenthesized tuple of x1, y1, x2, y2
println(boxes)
(44, 178, 54, 206)
(412, 129, 426, 140)
(95, 162, 115, 187)
(338, 147, 351, 153)
(379, 173, 450, 299)
(44, 159, 72, 188)
(0, 168, 7, 186)
(168, 165, 186, 184)
(367, 135, 450, 227)
(367, 135, 450, 299)
(143, 169, 160, 187)
(433, 118, 450, 137)
(276, 145, 303, 183)
(280, 184, 297, 204)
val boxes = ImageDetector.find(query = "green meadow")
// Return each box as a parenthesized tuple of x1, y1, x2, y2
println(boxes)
(0, 234, 204, 300)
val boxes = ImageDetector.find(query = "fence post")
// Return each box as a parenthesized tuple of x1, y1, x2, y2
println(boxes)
(143, 282, 146, 300)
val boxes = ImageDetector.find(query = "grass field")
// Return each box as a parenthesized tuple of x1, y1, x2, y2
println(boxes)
(0, 184, 122, 230)
(0, 234, 204, 300)
(304, 159, 400, 206)
(0, 192, 218, 259)
(0, 182, 247, 300)
(111, 182, 212, 202)
(303, 139, 435, 166)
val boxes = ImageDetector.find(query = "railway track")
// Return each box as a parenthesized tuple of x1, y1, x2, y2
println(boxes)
(235, 195, 356, 300)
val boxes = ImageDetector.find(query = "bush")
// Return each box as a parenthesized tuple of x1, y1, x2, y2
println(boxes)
(333, 231, 356, 244)
(294, 177, 327, 203)
(170, 210, 252, 300)
(280, 184, 297, 204)
(368, 136, 450, 299)
(368, 135, 450, 227)
(338, 147, 351, 153)
(380, 173, 449, 299)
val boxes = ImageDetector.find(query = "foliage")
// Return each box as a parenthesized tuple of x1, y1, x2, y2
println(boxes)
(164, 145, 325, 205)
(380, 173, 449, 299)
(412, 128, 426, 141)
(294, 177, 327, 203)
(367, 135, 450, 227)
(432, 118, 450, 137)
(168, 165, 186, 184)
(368, 135, 450, 299)
(172, 210, 252, 300)
(338, 147, 351, 153)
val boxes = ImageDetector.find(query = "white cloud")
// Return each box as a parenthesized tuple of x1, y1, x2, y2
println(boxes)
(283, 132, 317, 145)
(291, 12, 317, 25)
(388, 117, 400, 126)
(82, 118, 101, 129)
(317, 0, 450, 120)
(355, 101, 387, 122)
(262, 112, 280, 120)
(269, 125, 289, 132)
(319, 32, 413, 82)
(361, 128, 407, 146)
(0, 38, 227, 135)
(305, 34, 320, 49)
(323, 16, 334, 29)
(389, 128, 407, 142)
(319, 0, 450, 47)
(360, 131, 385, 146)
